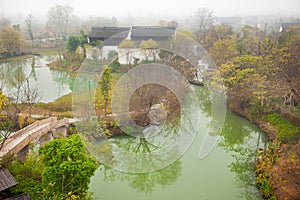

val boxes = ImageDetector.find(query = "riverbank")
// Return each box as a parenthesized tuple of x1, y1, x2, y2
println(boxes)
(0, 49, 58, 62)
(227, 100, 300, 200)
(16, 93, 73, 124)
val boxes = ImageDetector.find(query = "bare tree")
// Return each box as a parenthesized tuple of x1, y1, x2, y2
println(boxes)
(193, 8, 214, 47)
(47, 4, 74, 41)
(25, 14, 34, 41)
(0, 72, 39, 151)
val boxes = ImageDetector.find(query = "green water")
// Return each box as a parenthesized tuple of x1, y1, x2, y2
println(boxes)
(0, 55, 74, 102)
(1, 56, 266, 199)
(89, 86, 266, 200)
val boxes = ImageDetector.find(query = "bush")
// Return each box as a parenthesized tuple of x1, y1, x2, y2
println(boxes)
(10, 175, 43, 199)
(7, 152, 44, 181)
(7, 152, 44, 199)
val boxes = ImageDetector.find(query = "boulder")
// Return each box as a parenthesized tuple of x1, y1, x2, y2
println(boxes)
(149, 103, 167, 125)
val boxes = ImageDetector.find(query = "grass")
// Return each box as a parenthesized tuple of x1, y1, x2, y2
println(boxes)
(263, 113, 300, 143)
(35, 93, 72, 112)
(0, 54, 32, 62)
(0, 49, 58, 62)
(37, 49, 59, 56)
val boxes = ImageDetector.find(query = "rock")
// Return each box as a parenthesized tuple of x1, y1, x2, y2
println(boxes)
(148, 104, 167, 125)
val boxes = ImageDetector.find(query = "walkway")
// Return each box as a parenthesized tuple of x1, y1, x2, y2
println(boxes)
(0, 117, 73, 158)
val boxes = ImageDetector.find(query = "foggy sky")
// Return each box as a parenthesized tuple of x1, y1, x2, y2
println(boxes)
(0, 0, 299, 18)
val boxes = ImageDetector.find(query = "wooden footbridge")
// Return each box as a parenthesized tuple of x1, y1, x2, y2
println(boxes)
(0, 117, 76, 159)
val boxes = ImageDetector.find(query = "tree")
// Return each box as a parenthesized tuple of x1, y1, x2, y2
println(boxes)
(0, 15, 10, 27)
(12, 24, 20, 31)
(158, 20, 178, 28)
(0, 26, 25, 54)
(99, 66, 112, 117)
(107, 50, 120, 72)
(66, 35, 82, 53)
(0, 90, 9, 148)
(167, 20, 178, 28)
(25, 14, 34, 41)
(139, 39, 158, 61)
(193, 8, 214, 47)
(177, 30, 197, 40)
(214, 55, 266, 112)
(209, 38, 239, 67)
(205, 24, 233, 50)
(47, 4, 74, 41)
(38, 134, 98, 199)
(118, 39, 134, 65)
(107, 50, 118, 61)
(268, 43, 300, 108)
(0, 61, 39, 130)
(158, 20, 168, 27)
(278, 25, 300, 49)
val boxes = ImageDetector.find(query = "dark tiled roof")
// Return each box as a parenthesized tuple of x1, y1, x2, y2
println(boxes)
(88, 27, 129, 39)
(102, 31, 130, 46)
(7, 193, 31, 200)
(131, 26, 176, 38)
(0, 168, 18, 192)
(89, 26, 176, 46)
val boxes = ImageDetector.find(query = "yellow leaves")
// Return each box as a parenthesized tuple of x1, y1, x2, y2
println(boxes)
(210, 38, 238, 67)
(139, 39, 158, 49)
(177, 30, 197, 40)
(66, 191, 80, 200)
(48, 182, 56, 187)
(119, 39, 134, 49)
(84, 44, 93, 51)
(0, 91, 9, 109)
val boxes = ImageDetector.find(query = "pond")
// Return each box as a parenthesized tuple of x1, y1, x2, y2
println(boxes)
(0, 56, 267, 199)
(89, 86, 267, 200)
(0, 55, 74, 103)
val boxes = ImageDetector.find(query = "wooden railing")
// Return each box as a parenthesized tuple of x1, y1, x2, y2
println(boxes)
(0, 117, 71, 158)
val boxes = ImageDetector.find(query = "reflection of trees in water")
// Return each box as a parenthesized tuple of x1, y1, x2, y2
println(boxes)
(50, 69, 75, 93)
(29, 57, 37, 81)
(0, 59, 27, 90)
(219, 114, 252, 149)
(101, 159, 182, 194)
(194, 86, 265, 199)
(78, 119, 183, 193)
(193, 85, 212, 117)
(218, 113, 267, 200)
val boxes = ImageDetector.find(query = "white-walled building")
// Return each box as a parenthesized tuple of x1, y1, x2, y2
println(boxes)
(87, 26, 176, 64)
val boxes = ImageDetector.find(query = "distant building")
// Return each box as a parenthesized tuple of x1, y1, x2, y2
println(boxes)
(215, 17, 242, 25)
(280, 22, 300, 32)
(86, 26, 176, 64)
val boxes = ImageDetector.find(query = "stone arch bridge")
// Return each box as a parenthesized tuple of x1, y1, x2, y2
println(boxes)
(0, 117, 77, 160)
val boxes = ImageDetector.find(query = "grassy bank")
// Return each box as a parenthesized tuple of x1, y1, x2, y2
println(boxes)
(37, 49, 58, 56)
(0, 54, 32, 62)
(0, 49, 58, 62)
(32, 93, 73, 119)
(228, 100, 300, 200)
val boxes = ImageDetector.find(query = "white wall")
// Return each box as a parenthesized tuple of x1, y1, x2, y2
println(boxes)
(102, 46, 119, 60)
(118, 48, 159, 65)
(86, 45, 159, 65)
